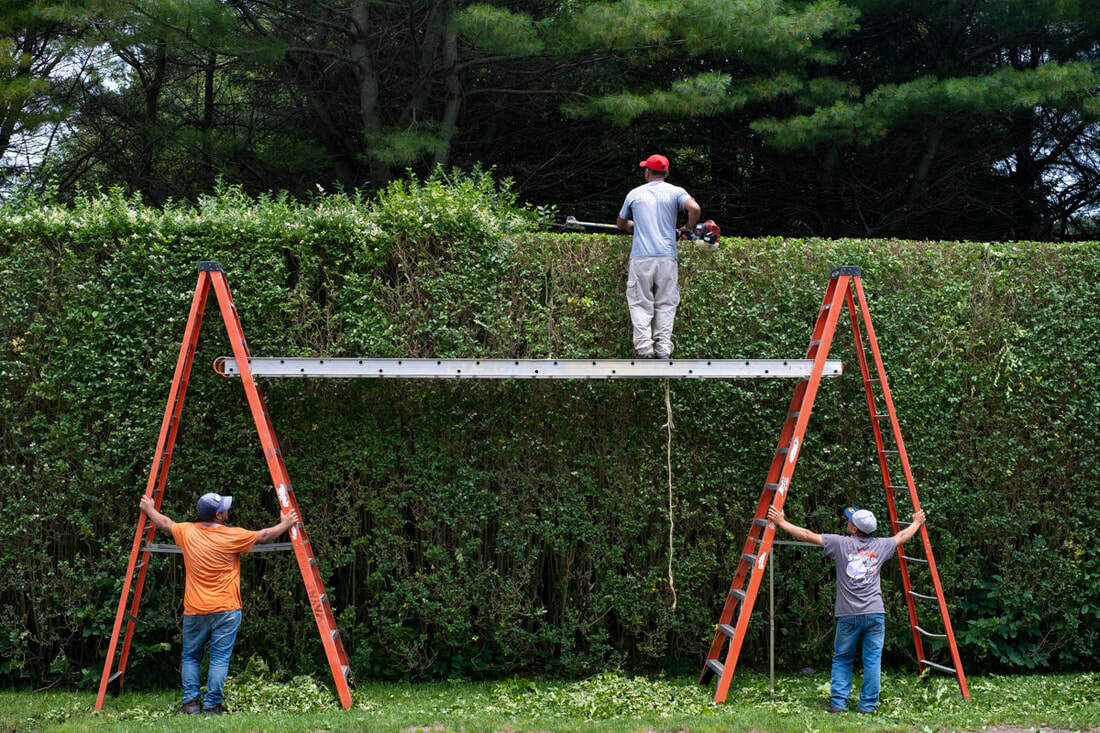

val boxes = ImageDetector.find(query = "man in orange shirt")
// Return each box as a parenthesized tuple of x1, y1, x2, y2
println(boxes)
(140, 492, 299, 715)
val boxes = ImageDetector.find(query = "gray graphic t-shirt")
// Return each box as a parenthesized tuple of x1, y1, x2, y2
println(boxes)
(822, 534, 897, 617)
(619, 181, 693, 259)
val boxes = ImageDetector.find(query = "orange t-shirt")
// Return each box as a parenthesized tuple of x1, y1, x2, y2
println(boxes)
(171, 523, 258, 615)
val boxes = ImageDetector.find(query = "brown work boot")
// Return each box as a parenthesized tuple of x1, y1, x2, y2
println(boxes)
(177, 698, 201, 715)
(202, 703, 226, 715)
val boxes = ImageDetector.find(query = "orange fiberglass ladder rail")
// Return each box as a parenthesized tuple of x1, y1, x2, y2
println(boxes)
(698, 266, 970, 704)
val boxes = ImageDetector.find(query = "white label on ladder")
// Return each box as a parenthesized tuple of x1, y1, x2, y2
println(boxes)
(277, 484, 290, 508)
(777, 477, 789, 497)
(788, 437, 800, 464)
(290, 525, 298, 541)
(757, 551, 767, 570)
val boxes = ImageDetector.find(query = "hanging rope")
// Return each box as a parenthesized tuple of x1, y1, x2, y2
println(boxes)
(662, 378, 678, 610)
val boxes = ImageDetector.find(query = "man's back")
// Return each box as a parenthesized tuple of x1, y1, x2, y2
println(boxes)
(172, 523, 258, 614)
(822, 534, 897, 616)
(620, 180, 692, 258)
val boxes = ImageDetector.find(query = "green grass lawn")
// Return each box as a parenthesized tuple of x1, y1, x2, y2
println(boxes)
(4, 669, 1098, 733)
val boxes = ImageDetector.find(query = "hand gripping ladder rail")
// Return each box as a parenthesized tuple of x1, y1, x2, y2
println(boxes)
(699, 266, 970, 703)
(95, 262, 354, 711)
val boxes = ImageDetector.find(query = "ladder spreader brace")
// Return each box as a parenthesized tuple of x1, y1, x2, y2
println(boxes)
(698, 266, 970, 703)
(97, 262, 967, 710)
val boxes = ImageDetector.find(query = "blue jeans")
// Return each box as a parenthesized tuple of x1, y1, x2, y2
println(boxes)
(181, 609, 242, 708)
(830, 613, 885, 712)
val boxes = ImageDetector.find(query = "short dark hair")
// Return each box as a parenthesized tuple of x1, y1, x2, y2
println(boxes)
(648, 168, 668, 178)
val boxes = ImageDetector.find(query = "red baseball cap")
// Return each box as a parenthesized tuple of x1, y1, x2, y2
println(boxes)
(639, 154, 669, 172)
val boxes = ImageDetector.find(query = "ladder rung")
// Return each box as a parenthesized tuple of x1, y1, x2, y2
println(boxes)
(718, 623, 736, 638)
(775, 448, 788, 455)
(318, 593, 327, 605)
(764, 483, 778, 492)
(331, 630, 339, 641)
(107, 671, 123, 684)
(881, 449, 899, 455)
(874, 413, 889, 418)
(729, 588, 746, 602)
(820, 304, 831, 311)
(915, 625, 947, 638)
(887, 484, 907, 489)
(741, 553, 757, 564)
(868, 378, 880, 383)
(135, 561, 146, 570)
(902, 555, 928, 563)
(809, 339, 822, 346)
(895, 521, 912, 526)
(752, 518, 768, 527)
(908, 590, 937, 601)
(920, 659, 956, 674)
(788, 411, 800, 418)
(706, 659, 724, 677)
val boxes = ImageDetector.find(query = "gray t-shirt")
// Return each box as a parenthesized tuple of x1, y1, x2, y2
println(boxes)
(619, 181, 693, 259)
(822, 534, 897, 617)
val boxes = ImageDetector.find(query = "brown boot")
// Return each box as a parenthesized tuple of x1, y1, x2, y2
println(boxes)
(202, 703, 226, 715)
(177, 698, 201, 715)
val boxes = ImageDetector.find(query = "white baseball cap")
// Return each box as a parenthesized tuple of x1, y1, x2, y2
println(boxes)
(844, 506, 877, 534)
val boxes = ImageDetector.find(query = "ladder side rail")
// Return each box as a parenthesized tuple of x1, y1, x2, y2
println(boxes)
(851, 278, 970, 700)
(701, 275, 841, 681)
(710, 273, 851, 703)
(207, 272, 354, 710)
(96, 272, 213, 710)
(843, 285, 926, 667)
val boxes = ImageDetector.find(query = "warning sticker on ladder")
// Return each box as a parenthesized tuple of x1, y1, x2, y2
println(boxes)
(778, 477, 789, 497)
(757, 551, 767, 570)
(788, 437, 800, 464)
(277, 484, 290, 508)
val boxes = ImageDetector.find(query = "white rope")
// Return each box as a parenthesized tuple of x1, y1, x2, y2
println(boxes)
(662, 378, 678, 610)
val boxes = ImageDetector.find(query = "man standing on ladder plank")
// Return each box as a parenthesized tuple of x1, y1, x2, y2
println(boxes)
(616, 154, 701, 359)
(139, 493, 299, 715)
(767, 504, 926, 714)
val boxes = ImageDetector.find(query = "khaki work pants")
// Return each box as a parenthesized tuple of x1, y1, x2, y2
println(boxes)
(626, 256, 679, 357)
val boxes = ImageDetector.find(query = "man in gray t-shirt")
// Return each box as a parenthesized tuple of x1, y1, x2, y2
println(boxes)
(767, 503, 926, 714)
(616, 154, 701, 358)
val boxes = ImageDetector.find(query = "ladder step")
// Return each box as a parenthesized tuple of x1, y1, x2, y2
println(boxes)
(774, 448, 788, 455)
(915, 625, 947, 638)
(318, 593, 327, 605)
(107, 671, 123, 684)
(718, 624, 736, 638)
(896, 520, 912, 526)
(881, 449, 899, 455)
(809, 339, 822, 347)
(752, 518, 768, 527)
(706, 659, 724, 677)
(887, 484, 907, 489)
(741, 553, 757, 564)
(820, 304, 831, 311)
(874, 413, 889, 419)
(788, 411, 800, 418)
(331, 630, 340, 641)
(135, 561, 146, 571)
(908, 590, 938, 601)
(763, 483, 778, 492)
(920, 659, 956, 674)
(729, 588, 746, 602)
(902, 555, 928, 563)
(868, 378, 880, 383)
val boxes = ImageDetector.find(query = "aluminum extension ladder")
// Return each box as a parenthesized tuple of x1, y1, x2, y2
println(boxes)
(699, 266, 970, 703)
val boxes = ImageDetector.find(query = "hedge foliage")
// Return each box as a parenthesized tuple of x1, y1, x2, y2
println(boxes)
(2, 172, 1099, 691)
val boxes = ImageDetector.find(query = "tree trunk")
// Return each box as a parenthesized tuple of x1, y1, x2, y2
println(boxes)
(350, 2, 389, 184)
(431, 0, 461, 170)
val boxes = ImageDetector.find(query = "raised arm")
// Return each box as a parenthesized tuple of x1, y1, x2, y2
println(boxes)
(254, 509, 300, 544)
(139, 495, 174, 533)
(766, 506, 824, 546)
(684, 198, 701, 230)
(893, 509, 926, 547)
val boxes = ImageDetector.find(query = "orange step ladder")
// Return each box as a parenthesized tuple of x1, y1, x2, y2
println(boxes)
(699, 266, 970, 703)
(95, 261, 354, 711)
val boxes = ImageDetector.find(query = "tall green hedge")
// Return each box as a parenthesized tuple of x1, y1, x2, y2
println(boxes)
(2, 176, 1099, 690)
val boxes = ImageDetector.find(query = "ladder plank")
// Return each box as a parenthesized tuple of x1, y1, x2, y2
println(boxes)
(219, 357, 844, 380)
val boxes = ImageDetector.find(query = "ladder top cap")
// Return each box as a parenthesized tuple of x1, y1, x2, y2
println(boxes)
(831, 265, 861, 276)
(198, 261, 225, 273)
